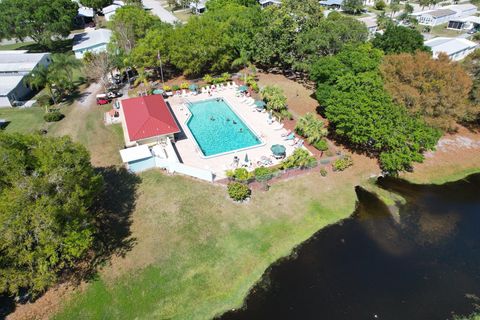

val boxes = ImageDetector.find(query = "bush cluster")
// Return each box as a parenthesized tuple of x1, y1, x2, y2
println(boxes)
(313, 139, 329, 151)
(227, 182, 251, 201)
(43, 111, 64, 122)
(281, 149, 317, 169)
(226, 168, 253, 181)
(332, 155, 353, 171)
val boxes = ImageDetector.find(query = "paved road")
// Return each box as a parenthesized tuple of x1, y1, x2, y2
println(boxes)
(142, 0, 179, 24)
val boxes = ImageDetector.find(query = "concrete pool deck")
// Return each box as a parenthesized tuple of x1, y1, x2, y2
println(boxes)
(167, 88, 298, 179)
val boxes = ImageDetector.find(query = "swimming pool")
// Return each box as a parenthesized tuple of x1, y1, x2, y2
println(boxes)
(186, 98, 262, 157)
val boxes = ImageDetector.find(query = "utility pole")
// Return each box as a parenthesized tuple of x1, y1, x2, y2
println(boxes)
(157, 50, 165, 86)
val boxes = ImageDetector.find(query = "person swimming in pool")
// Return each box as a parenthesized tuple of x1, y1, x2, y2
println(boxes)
(233, 120, 237, 125)
(210, 116, 215, 121)
(226, 117, 230, 122)
(239, 128, 243, 133)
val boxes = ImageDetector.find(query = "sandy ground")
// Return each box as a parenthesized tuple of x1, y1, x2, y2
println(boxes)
(404, 126, 480, 183)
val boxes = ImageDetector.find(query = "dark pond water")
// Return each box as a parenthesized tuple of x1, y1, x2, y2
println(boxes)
(220, 174, 480, 320)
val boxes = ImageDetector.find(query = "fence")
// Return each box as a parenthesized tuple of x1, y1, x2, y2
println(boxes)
(215, 154, 345, 186)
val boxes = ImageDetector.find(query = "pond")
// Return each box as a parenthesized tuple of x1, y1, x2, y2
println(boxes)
(220, 174, 480, 320)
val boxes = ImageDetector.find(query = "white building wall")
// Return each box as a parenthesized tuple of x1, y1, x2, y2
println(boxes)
(74, 43, 108, 59)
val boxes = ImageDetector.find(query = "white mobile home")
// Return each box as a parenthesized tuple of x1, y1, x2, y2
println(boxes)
(0, 51, 51, 107)
(72, 28, 112, 59)
(425, 37, 478, 61)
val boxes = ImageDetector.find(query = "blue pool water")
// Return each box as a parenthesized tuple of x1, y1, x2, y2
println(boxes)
(128, 156, 156, 173)
(187, 98, 261, 157)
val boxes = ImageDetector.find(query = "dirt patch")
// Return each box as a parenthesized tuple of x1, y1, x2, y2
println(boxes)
(7, 282, 86, 320)
(404, 126, 480, 183)
(257, 72, 319, 117)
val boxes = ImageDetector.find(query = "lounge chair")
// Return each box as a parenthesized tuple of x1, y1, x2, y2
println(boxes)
(281, 129, 292, 137)
(283, 133, 295, 141)
(182, 89, 188, 97)
(294, 139, 304, 149)
(289, 138, 299, 146)
(257, 156, 273, 166)
(201, 87, 207, 94)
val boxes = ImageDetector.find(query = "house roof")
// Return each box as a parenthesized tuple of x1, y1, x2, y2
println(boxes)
(121, 95, 180, 142)
(0, 51, 49, 73)
(119, 145, 152, 163)
(78, 6, 94, 17)
(319, 0, 343, 5)
(425, 37, 478, 56)
(427, 9, 456, 18)
(102, 1, 123, 14)
(72, 28, 112, 51)
(0, 76, 24, 96)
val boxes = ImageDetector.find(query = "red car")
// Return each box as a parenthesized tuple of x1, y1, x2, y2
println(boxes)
(96, 98, 110, 105)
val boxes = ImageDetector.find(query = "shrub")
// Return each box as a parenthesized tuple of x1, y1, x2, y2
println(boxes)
(36, 94, 52, 108)
(221, 72, 231, 82)
(313, 139, 329, 151)
(320, 168, 328, 176)
(227, 182, 251, 201)
(180, 81, 189, 89)
(325, 150, 334, 157)
(172, 84, 180, 91)
(281, 149, 317, 169)
(203, 74, 213, 84)
(163, 85, 171, 91)
(226, 168, 253, 181)
(374, 0, 386, 10)
(43, 111, 64, 122)
(332, 155, 353, 171)
(254, 166, 274, 181)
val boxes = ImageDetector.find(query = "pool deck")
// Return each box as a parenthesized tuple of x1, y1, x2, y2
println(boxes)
(167, 88, 297, 179)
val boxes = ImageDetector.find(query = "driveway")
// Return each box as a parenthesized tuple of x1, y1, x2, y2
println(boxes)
(142, 0, 179, 24)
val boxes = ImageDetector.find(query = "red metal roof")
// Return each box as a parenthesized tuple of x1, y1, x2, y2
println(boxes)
(122, 95, 180, 142)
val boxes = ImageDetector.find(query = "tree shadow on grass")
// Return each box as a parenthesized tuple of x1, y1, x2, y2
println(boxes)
(68, 166, 141, 283)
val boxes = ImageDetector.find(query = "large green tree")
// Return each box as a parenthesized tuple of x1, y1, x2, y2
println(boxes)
(342, 0, 364, 14)
(0, 0, 78, 49)
(311, 44, 440, 173)
(372, 25, 429, 54)
(295, 15, 368, 71)
(0, 134, 103, 296)
(109, 5, 164, 55)
(80, 0, 113, 10)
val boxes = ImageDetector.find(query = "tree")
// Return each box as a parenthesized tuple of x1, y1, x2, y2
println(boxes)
(0, 0, 78, 49)
(374, 0, 387, 10)
(389, 0, 401, 17)
(381, 51, 478, 131)
(462, 49, 480, 107)
(109, 6, 163, 55)
(325, 71, 440, 173)
(294, 15, 368, 71)
(342, 0, 364, 14)
(83, 52, 114, 89)
(295, 113, 328, 144)
(51, 53, 83, 87)
(261, 85, 287, 113)
(0, 134, 103, 297)
(24, 65, 66, 109)
(80, 0, 113, 10)
(372, 25, 429, 54)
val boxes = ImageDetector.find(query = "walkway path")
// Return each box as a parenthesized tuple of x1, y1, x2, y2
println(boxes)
(142, 0, 179, 24)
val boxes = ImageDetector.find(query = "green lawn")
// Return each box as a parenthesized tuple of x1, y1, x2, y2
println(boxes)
(0, 41, 36, 51)
(0, 107, 48, 133)
(53, 169, 362, 320)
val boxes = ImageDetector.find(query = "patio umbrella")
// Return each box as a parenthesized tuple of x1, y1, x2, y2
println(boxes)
(271, 144, 286, 156)
(254, 100, 266, 108)
(189, 84, 198, 91)
(244, 153, 249, 163)
(152, 89, 164, 95)
(239, 85, 248, 92)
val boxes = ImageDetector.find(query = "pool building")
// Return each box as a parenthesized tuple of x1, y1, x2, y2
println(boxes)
(117, 87, 297, 180)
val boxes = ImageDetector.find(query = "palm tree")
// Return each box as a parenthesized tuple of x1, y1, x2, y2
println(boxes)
(295, 113, 327, 144)
(51, 54, 82, 87)
(24, 65, 61, 111)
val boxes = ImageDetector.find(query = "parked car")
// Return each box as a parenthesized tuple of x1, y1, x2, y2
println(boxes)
(107, 91, 122, 99)
(97, 98, 110, 105)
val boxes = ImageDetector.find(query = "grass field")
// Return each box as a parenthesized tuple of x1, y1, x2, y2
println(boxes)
(6, 75, 480, 320)
(53, 166, 371, 320)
